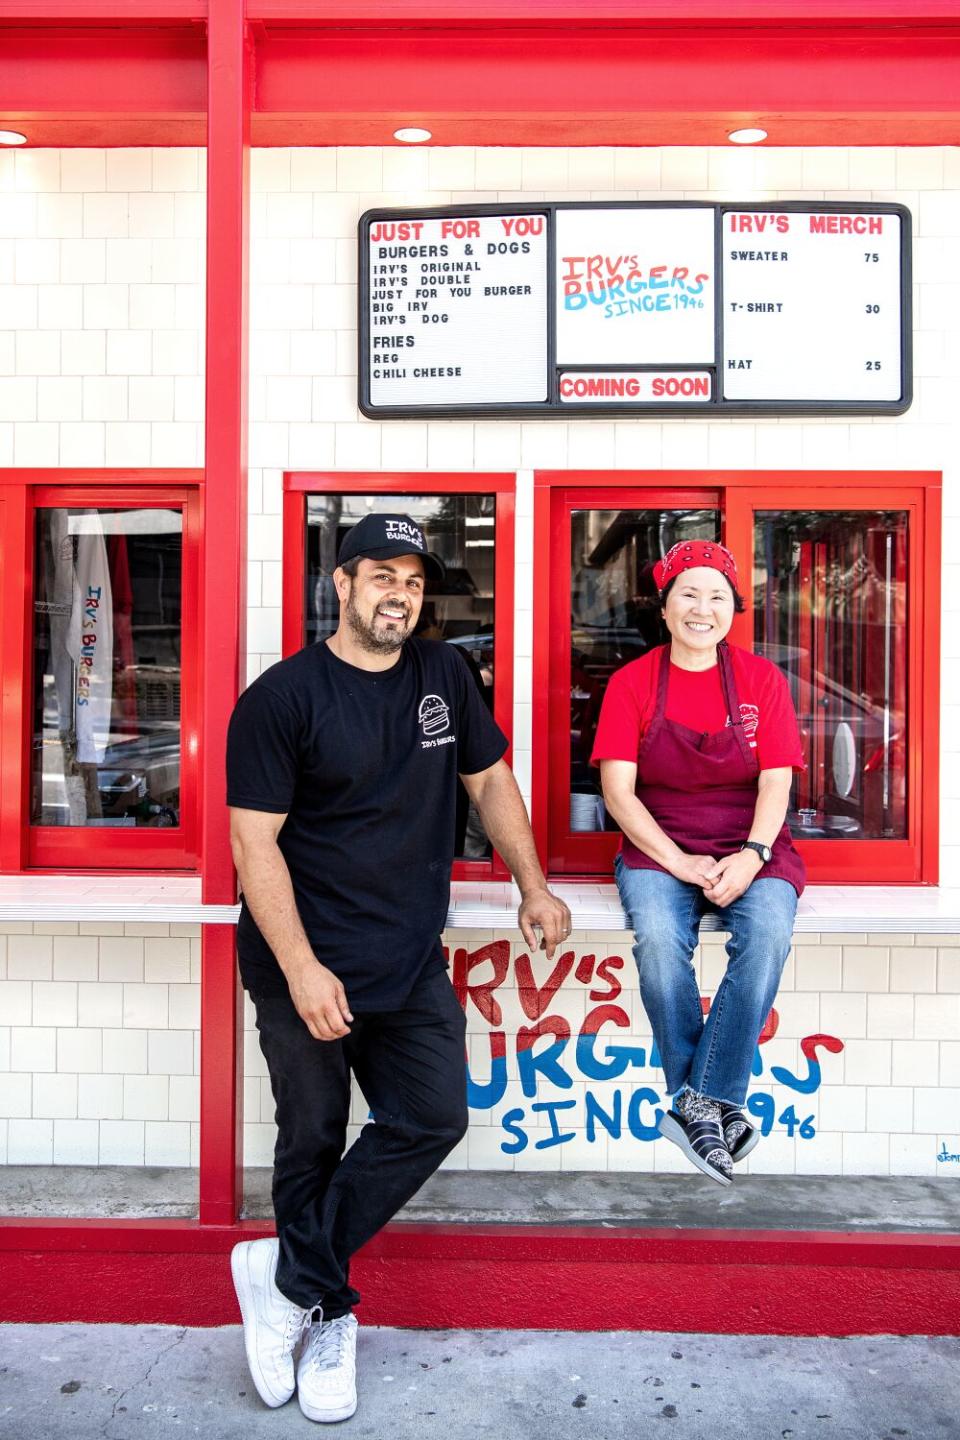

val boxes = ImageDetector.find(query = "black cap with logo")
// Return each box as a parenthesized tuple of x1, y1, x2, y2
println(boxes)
(337, 512, 445, 583)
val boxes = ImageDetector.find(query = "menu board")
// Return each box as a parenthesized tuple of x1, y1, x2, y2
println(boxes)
(365, 213, 547, 408)
(359, 203, 911, 417)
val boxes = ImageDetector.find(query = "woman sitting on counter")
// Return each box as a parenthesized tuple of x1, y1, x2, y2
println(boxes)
(591, 540, 806, 1186)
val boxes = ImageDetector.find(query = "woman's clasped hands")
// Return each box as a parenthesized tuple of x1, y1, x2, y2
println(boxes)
(671, 848, 764, 907)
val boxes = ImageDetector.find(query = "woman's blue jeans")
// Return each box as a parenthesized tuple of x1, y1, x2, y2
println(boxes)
(615, 856, 797, 1108)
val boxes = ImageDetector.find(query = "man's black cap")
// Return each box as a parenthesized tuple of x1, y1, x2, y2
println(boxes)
(337, 513, 445, 583)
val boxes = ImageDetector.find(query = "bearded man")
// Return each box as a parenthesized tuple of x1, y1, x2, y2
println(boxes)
(226, 512, 569, 1425)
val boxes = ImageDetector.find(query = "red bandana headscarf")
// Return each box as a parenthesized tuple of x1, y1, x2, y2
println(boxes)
(652, 539, 740, 594)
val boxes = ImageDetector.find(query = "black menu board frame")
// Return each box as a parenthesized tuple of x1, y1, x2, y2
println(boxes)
(358, 200, 912, 420)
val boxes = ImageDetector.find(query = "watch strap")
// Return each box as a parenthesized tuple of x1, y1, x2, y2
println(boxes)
(741, 840, 771, 864)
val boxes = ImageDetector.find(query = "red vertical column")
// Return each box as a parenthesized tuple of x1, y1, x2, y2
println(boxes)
(199, 0, 251, 1227)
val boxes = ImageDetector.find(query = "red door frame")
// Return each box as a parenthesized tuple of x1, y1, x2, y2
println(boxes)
(535, 480, 722, 875)
(724, 480, 940, 884)
(534, 471, 940, 884)
(282, 470, 517, 882)
(0, 469, 204, 875)
(197, 0, 251, 1227)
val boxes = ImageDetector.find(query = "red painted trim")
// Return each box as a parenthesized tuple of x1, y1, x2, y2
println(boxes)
(196, 0, 251, 1228)
(251, 28, 960, 148)
(0, 26, 205, 148)
(281, 487, 306, 658)
(0, 475, 203, 874)
(1, 1219, 958, 1333)
(199, 925, 244, 1225)
(726, 481, 940, 886)
(921, 487, 942, 887)
(4, 15, 960, 148)
(283, 472, 514, 495)
(0, 484, 31, 873)
(281, 471, 517, 882)
(0, 469, 204, 488)
(536, 477, 720, 875)
(532, 472, 941, 885)
(0, 3, 205, 16)
(201, 1, 249, 908)
(249, 1, 960, 19)
(27, 481, 202, 871)
(5, 1, 960, 21)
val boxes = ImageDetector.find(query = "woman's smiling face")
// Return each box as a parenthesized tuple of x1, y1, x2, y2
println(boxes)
(662, 566, 737, 654)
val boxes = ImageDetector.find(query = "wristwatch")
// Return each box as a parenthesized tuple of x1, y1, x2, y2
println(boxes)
(741, 840, 772, 864)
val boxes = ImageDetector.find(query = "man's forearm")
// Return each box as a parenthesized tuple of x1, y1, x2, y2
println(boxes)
(233, 839, 317, 983)
(470, 765, 549, 894)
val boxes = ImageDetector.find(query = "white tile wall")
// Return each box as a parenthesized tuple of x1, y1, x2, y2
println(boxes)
(0, 924, 201, 1168)
(0, 147, 204, 469)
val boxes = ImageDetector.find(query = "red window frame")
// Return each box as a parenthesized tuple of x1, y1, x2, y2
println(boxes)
(533, 471, 941, 885)
(282, 471, 516, 882)
(0, 470, 203, 874)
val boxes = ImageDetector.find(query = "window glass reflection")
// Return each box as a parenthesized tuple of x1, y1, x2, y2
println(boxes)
(306, 493, 496, 859)
(570, 508, 720, 832)
(32, 508, 183, 828)
(754, 510, 908, 841)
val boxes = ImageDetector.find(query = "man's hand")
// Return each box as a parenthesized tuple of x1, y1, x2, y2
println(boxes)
(288, 961, 354, 1041)
(669, 853, 718, 888)
(518, 886, 573, 961)
(702, 849, 763, 908)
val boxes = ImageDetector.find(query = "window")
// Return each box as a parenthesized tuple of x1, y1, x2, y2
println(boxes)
(283, 472, 515, 879)
(753, 509, 908, 844)
(0, 475, 201, 872)
(535, 473, 939, 883)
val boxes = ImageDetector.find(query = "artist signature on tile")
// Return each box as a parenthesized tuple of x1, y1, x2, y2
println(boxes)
(936, 1142, 960, 1163)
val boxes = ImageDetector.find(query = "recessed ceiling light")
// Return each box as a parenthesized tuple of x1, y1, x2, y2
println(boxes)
(728, 128, 768, 145)
(0, 130, 27, 146)
(393, 127, 432, 144)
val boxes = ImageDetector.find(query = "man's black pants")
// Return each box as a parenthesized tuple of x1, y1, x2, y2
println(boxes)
(249, 965, 469, 1314)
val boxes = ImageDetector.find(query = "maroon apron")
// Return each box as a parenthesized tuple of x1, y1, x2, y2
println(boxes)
(621, 641, 806, 895)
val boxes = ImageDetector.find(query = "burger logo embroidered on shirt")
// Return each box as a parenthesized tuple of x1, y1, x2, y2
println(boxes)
(418, 693, 451, 737)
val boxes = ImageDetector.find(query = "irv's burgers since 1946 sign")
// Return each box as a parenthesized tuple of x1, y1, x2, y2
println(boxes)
(359, 201, 911, 419)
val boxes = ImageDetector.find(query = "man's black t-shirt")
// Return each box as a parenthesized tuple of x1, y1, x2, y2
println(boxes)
(226, 637, 508, 1010)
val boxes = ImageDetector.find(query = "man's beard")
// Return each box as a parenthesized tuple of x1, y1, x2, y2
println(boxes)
(344, 590, 411, 654)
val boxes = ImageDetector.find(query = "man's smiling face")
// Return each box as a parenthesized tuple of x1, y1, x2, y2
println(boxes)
(340, 554, 426, 655)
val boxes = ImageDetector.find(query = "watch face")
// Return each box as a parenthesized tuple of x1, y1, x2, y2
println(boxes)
(761, 845, 772, 863)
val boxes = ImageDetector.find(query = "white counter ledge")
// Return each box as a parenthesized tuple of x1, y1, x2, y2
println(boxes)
(0, 874, 237, 924)
(2, 873, 960, 934)
(447, 881, 960, 935)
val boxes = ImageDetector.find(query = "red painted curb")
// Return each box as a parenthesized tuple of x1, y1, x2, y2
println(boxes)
(2, 1220, 958, 1334)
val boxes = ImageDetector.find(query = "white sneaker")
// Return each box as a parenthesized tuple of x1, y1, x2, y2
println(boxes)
(231, 1237, 313, 1408)
(297, 1313, 359, 1423)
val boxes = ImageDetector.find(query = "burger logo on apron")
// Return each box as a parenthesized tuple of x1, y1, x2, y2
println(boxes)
(418, 694, 450, 737)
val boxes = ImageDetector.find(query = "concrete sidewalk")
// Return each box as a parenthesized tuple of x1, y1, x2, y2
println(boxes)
(1, 1325, 957, 1440)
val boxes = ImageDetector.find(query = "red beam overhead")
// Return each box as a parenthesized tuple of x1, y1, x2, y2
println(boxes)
(248, 0, 960, 21)
(0, 26, 206, 146)
(4, 1, 960, 21)
(2, 17, 960, 146)
(252, 28, 960, 146)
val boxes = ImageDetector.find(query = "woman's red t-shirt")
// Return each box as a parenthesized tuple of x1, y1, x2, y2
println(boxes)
(590, 644, 806, 772)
